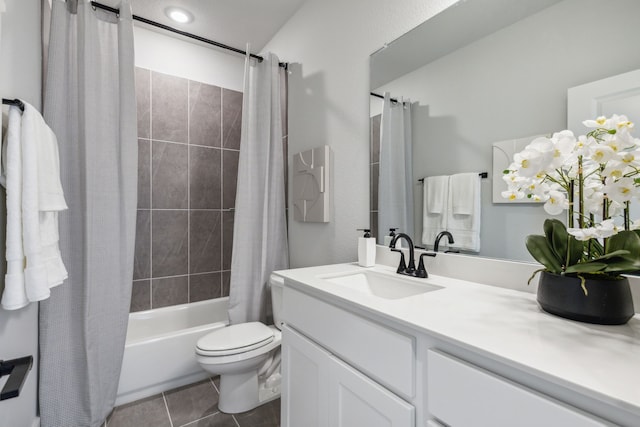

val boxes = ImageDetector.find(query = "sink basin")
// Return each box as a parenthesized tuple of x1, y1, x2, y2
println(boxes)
(321, 270, 442, 300)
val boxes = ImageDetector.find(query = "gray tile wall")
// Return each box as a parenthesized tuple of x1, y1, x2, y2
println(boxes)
(131, 68, 244, 312)
(370, 114, 381, 240)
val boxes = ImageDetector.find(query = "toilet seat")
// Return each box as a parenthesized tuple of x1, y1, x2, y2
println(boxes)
(196, 322, 275, 357)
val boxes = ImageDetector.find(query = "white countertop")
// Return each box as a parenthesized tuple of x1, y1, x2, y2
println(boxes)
(276, 263, 640, 418)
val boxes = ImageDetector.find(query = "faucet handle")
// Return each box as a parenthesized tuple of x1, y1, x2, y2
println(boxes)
(391, 248, 407, 274)
(416, 252, 436, 278)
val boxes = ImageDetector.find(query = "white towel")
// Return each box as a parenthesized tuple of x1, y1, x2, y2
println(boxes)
(425, 175, 448, 214)
(451, 173, 477, 215)
(447, 173, 481, 252)
(21, 102, 68, 300)
(422, 176, 448, 246)
(1, 106, 29, 310)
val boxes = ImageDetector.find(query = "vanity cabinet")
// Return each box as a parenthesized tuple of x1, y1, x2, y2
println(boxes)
(282, 325, 414, 427)
(279, 270, 639, 427)
(282, 287, 415, 427)
(426, 350, 611, 427)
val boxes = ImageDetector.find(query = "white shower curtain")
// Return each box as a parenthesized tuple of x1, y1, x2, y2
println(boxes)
(39, 1, 137, 426)
(378, 93, 414, 241)
(228, 52, 289, 324)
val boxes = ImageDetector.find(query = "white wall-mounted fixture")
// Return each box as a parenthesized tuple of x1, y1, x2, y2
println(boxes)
(293, 145, 331, 223)
(164, 7, 193, 24)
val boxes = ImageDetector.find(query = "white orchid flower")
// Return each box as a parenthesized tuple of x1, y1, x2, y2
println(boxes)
(543, 190, 567, 215)
(583, 116, 612, 129)
(567, 226, 599, 241)
(602, 161, 626, 179)
(604, 177, 636, 203)
(501, 189, 525, 201)
(590, 144, 617, 164)
(618, 149, 640, 167)
(596, 219, 620, 238)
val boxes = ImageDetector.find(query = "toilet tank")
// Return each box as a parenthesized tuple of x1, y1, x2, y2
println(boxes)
(270, 274, 285, 330)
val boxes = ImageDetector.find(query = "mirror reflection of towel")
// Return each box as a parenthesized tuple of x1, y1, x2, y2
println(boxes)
(447, 173, 481, 252)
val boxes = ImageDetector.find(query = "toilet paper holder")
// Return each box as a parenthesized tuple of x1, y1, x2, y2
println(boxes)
(0, 355, 33, 401)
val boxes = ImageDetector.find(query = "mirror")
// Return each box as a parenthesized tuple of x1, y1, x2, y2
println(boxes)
(369, 0, 640, 261)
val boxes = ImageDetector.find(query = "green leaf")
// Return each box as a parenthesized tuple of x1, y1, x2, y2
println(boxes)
(543, 219, 566, 266)
(592, 249, 631, 261)
(526, 235, 562, 273)
(589, 239, 604, 258)
(564, 262, 607, 274)
(567, 236, 582, 266)
(602, 258, 640, 273)
(607, 231, 640, 264)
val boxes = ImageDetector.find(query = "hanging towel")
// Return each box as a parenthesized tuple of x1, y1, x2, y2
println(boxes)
(425, 175, 448, 214)
(21, 102, 68, 302)
(451, 172, 478, 215)
(447, 173, 481, 252)
(1, 106, 29, 310)
(422, 176, 449, 246)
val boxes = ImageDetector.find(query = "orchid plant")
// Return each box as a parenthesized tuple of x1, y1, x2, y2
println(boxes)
(502, 114, 640, 290)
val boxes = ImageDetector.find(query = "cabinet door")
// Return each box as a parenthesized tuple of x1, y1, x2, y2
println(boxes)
(281, 325, 330, 427)
(329, 355, 415, 427)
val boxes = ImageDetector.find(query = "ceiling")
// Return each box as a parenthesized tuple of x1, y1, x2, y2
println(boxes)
(100, 0, 306, 53)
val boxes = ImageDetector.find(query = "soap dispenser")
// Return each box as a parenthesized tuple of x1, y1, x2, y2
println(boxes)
(383, 228, 399, 246)
(357, 229, 376, 267)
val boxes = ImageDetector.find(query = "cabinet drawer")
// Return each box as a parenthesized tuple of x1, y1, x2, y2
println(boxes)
(426, 350, 611, 427)
(284, 287, 415, 398)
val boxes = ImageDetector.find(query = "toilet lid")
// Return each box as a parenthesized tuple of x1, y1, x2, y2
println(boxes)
(196, 322, 274, 356)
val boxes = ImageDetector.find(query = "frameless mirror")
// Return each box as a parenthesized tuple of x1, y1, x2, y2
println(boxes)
(369, 0, 640, 261)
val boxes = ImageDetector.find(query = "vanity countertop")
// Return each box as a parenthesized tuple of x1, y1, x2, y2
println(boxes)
(275, 263, 640, 417)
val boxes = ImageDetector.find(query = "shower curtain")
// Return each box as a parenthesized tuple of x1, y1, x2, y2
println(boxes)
(39, 1, 137, 426)
(378, 93, 414, 241)
(228, 52, 289, 324)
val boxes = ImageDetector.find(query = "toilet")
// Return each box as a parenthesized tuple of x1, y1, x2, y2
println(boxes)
(196, 274, 284, 414)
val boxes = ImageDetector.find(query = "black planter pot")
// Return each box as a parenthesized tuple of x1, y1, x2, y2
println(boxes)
(537, 271, 635, 325)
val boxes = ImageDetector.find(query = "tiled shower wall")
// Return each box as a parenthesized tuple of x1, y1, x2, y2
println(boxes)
(370, 114, 381, 241)
(130, 67, 243, 312)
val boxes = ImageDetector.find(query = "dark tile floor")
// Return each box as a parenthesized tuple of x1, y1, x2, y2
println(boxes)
(105, 377, 281, 427)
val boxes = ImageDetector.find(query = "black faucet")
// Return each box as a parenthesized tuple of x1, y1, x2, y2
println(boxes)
(389, 233, 416, 276)
(433, 231, 454, 252)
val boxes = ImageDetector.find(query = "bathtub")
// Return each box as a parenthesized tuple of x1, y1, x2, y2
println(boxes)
(115, 297, 229, 406)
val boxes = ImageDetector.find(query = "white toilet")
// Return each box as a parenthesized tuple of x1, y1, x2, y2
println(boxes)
(196, 274, 284, 414)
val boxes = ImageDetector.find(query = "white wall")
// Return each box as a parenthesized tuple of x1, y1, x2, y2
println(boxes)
(134, 25, 244, 90)
(263, 0, 458, 268)
(0, 1, 42, 426)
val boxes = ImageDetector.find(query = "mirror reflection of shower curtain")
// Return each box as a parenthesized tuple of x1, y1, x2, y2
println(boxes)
(378, 93, 414, 243)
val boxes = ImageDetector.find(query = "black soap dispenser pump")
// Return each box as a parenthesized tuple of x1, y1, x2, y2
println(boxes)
(357, 228, 376, 267)
(384, 228, 399, 246)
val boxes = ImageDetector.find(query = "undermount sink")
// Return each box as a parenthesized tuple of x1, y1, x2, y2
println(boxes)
(321, 270, 443, 300)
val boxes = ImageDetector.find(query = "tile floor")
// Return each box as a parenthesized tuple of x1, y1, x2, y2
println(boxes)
(105, 377, 280, 427)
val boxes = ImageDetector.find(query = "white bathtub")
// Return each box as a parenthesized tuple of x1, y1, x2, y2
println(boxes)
(115, 297, 229, 406)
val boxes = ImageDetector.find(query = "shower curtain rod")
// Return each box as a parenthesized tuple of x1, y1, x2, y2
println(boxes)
(418, 173, 488, 183)
(370, 92, 402, 104)
(2, 98, 25, 112)
(90, 1, 288, 69)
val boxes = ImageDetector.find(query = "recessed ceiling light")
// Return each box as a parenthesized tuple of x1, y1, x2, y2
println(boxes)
(165, 7, 193, 24)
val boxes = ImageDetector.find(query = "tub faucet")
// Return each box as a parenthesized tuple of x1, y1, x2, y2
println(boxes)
(389, 233, 416, 276)
(433, 231, 454, 252)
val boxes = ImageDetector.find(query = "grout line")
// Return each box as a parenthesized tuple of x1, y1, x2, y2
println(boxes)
(210, 376, 220, 393)
(143, 137, 239, 151)
(179, 412, 221, 427)
(187, 79, 191, 304)
(131, 270, 231, 283)
(149, 69, 154, 310)
(162, 392, 175, 427)
(232, 414, 241, 427)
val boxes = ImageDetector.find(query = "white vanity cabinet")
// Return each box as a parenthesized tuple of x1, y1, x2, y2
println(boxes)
(278, 267, 640, 427)
(426, 350, 611, 427)
(281, 287, 416, 427)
